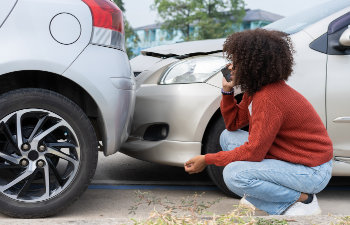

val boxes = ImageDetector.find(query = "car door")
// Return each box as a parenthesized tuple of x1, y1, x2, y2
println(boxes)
(326, 12, 350, 162)
(0, 0, 17, 28)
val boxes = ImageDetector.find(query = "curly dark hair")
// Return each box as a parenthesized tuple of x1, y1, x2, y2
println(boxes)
(223, 29, 295, 95)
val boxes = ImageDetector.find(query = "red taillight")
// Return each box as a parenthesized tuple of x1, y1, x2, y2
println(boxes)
(83, 0, 125, 51)
(82, 0, 124, 34)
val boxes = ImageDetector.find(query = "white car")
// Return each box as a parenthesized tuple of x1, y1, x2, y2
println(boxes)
(0, 0, 135, 218)
(121, 0, 350, 197)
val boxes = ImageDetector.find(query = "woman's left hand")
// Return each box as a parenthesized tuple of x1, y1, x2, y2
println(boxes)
(184, 155, 207, 174)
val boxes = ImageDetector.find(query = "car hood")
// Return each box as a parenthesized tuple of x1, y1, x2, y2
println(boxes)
(141, 38, 225, 58)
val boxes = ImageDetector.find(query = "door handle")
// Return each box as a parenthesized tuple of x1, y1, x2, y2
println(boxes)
(333, 117, 350, 123)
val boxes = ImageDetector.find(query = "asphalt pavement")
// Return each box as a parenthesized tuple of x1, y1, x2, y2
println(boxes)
(0, 152, 349, 224)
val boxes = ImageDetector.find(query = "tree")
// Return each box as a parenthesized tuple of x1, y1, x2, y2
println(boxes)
(113, 0, 139, 58)
(152, 0, 245, 41)
(152, 0, 201, 41)
(113, 0, 125, 11)
(196, 0, 246, 39)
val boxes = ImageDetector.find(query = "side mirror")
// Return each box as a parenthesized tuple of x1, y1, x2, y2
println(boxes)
(339, 25, 350, 46)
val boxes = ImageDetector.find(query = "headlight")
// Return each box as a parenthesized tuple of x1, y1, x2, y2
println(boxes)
(160, 56, 228, 84)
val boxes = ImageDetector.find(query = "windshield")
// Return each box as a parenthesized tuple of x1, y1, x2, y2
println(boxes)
(265, 0, 350, 34)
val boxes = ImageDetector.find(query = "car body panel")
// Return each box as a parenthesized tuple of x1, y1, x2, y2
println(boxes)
(324, 7, 350, 160)
(63, 44, 135, 155)
(0, 0, 92, 75)
(0, 0, 17, 28)
(327, 55, 350, 158)
(287, 31, 327, 124)
(131, 54, 164, 74)
(332, 160, 350, 176)
(142, 38, 225, 56)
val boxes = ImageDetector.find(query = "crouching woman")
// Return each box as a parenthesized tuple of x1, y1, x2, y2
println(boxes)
(184, 29, 333, 216)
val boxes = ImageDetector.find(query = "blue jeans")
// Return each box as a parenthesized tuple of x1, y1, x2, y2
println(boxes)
(220, 129, 332, 215)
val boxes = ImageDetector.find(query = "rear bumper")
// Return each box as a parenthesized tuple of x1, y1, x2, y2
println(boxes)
(63, 44, 135, 156)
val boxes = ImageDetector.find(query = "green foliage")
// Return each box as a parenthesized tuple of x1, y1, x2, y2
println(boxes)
(152, 0, 246, 41)
(151, 0, 200, 41)
(124, 19, 140, 58)
(112, 0, 139, 58)
(113, 0, 125, 11)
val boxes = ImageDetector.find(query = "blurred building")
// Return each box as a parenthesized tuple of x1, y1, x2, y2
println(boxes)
(128, 9, 283, 56)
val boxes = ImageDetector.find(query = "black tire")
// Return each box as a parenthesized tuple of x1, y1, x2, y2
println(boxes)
(0, 88, 98, 218)
(204, 116, 240, 198)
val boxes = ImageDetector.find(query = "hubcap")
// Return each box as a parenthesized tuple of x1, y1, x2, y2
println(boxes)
(28, 150, 39, 161)
(0, 109, 80, 202)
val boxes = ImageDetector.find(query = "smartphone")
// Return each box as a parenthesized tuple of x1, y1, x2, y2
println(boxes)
(221, 66, 231, 82)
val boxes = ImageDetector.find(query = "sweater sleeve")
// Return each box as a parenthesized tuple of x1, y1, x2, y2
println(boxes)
(221, 93, 250, 131)
(206, 97, 283, 166)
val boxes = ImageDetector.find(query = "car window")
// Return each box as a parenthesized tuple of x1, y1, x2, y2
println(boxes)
(265, 0, 350, 34)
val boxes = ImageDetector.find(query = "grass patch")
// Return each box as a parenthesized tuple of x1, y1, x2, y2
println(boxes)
(129, 190, 288, 225)
(337, 216, 350, 225)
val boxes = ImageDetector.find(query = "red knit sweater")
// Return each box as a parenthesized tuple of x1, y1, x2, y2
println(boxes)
(205, 81, 333, 167)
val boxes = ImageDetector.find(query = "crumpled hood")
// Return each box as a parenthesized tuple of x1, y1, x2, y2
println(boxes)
(141, 38, 225, 58)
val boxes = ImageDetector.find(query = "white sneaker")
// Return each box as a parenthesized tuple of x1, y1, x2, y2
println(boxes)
(239, 196, 256, 210)
(283, 194, 321, 216)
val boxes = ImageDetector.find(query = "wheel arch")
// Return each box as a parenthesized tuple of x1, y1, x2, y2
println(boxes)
(0, 70, 103, 146)
(200, 93, 244, 155)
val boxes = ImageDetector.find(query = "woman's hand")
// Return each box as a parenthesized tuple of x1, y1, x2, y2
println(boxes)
(184, 155, 207, 174)
(222, 64, 236, 92)
(222, 77, 235, 92)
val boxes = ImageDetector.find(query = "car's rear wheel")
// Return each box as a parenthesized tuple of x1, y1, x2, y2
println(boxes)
(203, 116, 240, 198)
(0, 88, 98, 218)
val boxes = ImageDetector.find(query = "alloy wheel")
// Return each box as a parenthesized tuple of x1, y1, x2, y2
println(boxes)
(0, 109, 80, 202)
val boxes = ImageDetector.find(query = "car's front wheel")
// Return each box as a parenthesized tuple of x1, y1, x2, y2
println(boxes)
(203, 116, 240, 198)
(0, 88, 98, 218)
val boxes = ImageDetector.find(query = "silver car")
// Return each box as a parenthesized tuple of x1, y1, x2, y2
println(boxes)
(0, 0, 135, 218)
(121, 0, 350, 197)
